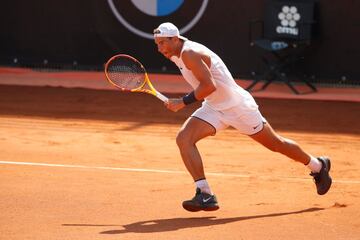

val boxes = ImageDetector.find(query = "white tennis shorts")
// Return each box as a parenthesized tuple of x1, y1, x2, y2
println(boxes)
(191, 102, 266, 135)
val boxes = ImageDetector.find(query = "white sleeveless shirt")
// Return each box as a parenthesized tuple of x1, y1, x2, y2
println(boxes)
(170, 40, 258, 111)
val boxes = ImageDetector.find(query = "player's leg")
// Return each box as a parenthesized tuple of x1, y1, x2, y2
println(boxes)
(249, 122, 311, 164)
(177, 116, 220, 211)
(176, 116, 215, 182)
(177, 103, 227, 211)
(249, 121, 332, 195)
(225, 107, 313, 164)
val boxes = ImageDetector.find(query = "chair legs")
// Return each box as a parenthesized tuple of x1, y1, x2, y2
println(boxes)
(300, 75, 317, 92)
(246, 54, 317, 94)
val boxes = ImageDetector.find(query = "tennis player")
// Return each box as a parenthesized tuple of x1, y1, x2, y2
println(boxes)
(153, 22, 332, 212)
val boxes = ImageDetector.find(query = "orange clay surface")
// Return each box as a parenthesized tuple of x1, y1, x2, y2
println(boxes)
(0, 84, 360, 240)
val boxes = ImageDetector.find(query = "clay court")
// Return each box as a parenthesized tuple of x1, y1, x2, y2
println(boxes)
(0, 69, 360, 239)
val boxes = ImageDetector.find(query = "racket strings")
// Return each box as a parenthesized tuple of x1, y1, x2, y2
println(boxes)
(107, 57, 145, 90)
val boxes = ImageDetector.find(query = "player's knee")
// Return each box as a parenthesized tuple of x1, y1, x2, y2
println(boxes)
(176, 131, 186, 148)
(176, 131, 193, 149)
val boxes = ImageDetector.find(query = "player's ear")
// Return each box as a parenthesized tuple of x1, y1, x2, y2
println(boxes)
(170, 36, 179, 43)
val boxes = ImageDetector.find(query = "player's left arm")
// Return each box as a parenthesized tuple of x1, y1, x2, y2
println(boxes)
(182, 50, 216, 100)
(166, 50, 216, 112)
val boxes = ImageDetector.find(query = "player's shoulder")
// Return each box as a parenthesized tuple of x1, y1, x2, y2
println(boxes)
(181, 48, 203, 66)
(182, 48, 198, 58)
(182, 42, 203, 59)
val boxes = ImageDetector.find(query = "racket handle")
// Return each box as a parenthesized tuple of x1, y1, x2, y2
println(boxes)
(156, 91, 168, 102)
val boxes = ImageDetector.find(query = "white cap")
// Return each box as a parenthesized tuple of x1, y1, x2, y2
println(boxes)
(153, 22, 188, 40)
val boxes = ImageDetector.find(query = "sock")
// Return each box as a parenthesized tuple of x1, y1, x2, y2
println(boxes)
(195, 179, 213, 195)
(307, 156, 322, 173)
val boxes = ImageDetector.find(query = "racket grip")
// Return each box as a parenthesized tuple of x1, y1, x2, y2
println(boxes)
(156, 92, 168, 102)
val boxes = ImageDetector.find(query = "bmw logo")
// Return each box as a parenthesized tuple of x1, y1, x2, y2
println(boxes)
(107, 0, 209, 39)
(131, 0, 184, 16)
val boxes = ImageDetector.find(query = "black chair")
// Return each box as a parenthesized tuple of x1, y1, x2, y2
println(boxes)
(247, 0, 318, 94)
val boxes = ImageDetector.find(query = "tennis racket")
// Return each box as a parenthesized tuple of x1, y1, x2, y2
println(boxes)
(104, 54, 168, 102)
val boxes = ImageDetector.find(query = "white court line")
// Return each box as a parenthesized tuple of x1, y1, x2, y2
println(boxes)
(1, 160, 359, 184)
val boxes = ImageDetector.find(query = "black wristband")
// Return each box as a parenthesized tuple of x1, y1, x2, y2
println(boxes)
(182, 91, 198, 105)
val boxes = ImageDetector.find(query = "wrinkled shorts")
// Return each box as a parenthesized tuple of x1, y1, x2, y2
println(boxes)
(191, 102, 266, 135)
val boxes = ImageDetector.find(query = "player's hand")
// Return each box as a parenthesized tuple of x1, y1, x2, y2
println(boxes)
(165, 98, 186, 112)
